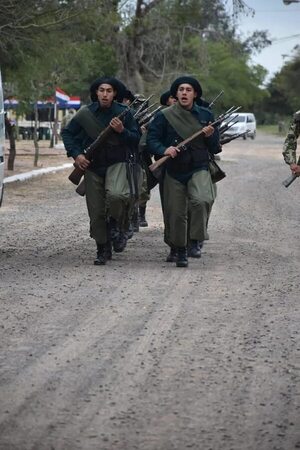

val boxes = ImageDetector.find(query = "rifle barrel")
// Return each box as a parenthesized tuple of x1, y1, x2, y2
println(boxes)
(282, 157, 300, 188)
(282, 174, 297, 188)
(208, 90, 224, 108)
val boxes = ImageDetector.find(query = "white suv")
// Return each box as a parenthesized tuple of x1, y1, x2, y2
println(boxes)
(222, 112, 256, 140)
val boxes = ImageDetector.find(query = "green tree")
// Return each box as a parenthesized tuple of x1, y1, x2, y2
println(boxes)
(262, 48, 300, 121)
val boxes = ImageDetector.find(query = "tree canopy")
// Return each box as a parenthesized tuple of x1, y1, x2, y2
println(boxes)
(1, 0, 272, 112)
(263, 47, 300, 119)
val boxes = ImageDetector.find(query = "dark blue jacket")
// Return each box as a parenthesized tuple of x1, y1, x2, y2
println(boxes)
(61, 101, 140, 176)
(146, 104, 221, 176)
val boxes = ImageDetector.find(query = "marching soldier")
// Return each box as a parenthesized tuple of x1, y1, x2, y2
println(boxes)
(147, 76, 220, 267)
(62, 77, 141, 265)
(160, 90, 177, 107)
(282, 110, 300, 177)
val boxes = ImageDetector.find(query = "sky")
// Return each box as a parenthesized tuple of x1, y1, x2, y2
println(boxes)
(226, 0, 300, 82)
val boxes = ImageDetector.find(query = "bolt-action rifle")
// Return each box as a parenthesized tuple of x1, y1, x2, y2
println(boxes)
(220, 130, 249, 145)
(219, 115, 240, 135)
(208, 90, 224, 108)
(135, 102, 158, 122)
(68, 107, 130, 191)
(139, 105, 163, 126)
(282, 156, 300, 188)
(133, 94, 154, 119)
(149, 106, 241, 178)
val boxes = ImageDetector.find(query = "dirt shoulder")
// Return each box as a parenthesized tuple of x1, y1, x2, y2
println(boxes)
(4, 139, 69, 178)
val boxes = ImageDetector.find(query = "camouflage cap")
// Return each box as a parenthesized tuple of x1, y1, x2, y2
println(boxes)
(293, 110, 300, 122)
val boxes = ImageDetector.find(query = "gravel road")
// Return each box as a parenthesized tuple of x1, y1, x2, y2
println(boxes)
(1, 131, 299, 450)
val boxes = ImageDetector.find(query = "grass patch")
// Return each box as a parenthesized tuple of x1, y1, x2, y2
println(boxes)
(258, 124, 286, 137)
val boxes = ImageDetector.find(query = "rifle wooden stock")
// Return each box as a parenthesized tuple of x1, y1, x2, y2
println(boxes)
(76, 179, 86, 196)
(69, 165, 85, 185)
(149, 155, 170, 175)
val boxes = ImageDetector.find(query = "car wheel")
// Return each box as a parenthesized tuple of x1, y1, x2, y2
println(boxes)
(243, 133, 247, 140)
(250, 131, 256, 140)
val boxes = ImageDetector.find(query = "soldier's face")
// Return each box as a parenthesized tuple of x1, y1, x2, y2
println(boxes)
(97, 84, 116, 108)
(177, 84, 197, 109)
(166, 96, 177, 106)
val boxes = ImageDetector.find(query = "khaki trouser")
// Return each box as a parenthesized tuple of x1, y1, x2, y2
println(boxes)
(85, 164, 139, 244)
(139, 169, 151, 208)
(85, 170, 107, 245)
(163, 169, 216, 248)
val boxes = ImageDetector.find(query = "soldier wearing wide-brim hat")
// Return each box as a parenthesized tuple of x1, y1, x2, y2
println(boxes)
(282, 110, 300, 177)
(147, 76, 221, 267)
(62, 76, 141, 265)
(160, 90, 177, 107)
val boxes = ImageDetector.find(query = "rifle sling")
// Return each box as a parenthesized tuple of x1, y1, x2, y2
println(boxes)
(162, 102, 205, 150)
(75, 106, 119, 145)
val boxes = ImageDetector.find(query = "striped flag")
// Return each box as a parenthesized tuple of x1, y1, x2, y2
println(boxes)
(55, 87, 70, 104)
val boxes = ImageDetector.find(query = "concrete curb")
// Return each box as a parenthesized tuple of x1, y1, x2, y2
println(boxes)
(4, 163, 73, 184)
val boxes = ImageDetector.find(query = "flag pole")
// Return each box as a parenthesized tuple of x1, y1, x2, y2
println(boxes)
(53, 90, 58, 145)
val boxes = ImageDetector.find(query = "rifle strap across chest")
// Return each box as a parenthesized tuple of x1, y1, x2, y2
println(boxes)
(162, 103, 204, 140)
(162, 103, 207, 152)
(75, 106, 106, 140)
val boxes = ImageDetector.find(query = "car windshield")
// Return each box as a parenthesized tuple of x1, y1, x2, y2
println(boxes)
(236, 115, 246, 122)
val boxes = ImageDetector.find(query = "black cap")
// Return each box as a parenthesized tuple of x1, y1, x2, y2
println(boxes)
(123, 89, 135, 103)
(170, 76, 202, 99)
(90, 77, 125, 102)
(160, 90, 172, 106)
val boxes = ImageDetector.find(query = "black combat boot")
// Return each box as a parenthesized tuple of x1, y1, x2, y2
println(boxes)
(109, 217, 119, 241)
(166, 246, 178, 262)
(188, 240, 201, 258)
(105, 239, 112, 260)
(139, 205, 148, 227)
(113, 231, 128, 253)
(132, 206, 139, 232)
(176, 247, 188, 268)
(126, 222, 134, 240)
(94, 243, 107, 265)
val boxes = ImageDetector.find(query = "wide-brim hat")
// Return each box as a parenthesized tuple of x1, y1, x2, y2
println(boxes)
(123, 89, 135, 103)
(170, 76, 202, 99)
(160, 90, 172, 106)
(90, 77, 126, 102)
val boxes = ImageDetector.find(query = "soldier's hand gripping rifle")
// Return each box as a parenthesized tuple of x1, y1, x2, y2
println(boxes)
(68, 107, 130, 191)
(149, 106, 241, 179)
(282, 156, 300, 188)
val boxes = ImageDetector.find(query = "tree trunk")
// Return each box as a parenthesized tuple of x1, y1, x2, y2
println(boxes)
(33, 102, 40, 167)
(5, 116, 16, 171)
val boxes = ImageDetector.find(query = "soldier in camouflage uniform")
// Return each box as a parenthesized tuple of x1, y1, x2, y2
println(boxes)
(282, 110, 300, 177)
